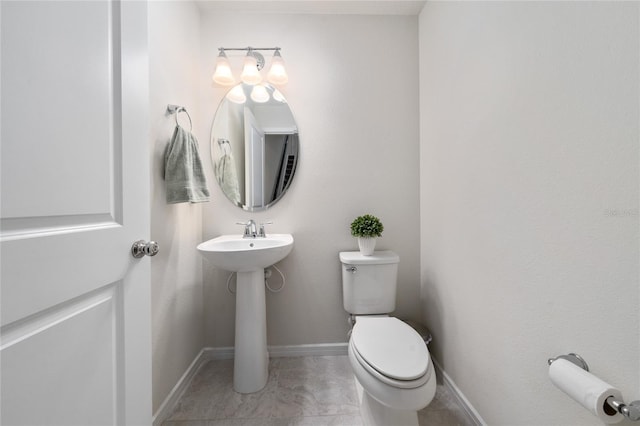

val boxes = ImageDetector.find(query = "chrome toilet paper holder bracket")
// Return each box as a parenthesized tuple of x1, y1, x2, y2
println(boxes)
(547, 353, 590, 371)
(606, 397, 640, 421)
(548, 353, 640, 421)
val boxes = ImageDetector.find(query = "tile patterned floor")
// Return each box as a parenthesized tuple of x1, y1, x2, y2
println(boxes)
(163, 356, 475, 426)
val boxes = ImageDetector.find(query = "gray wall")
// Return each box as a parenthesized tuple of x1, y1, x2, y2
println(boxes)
(149, 1, 205, 414)
(419, 2, 639, 424)
(149, 3, 640, 424)
(198, 12, 422, 347)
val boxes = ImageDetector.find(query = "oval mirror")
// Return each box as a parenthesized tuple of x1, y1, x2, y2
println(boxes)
(211, 83, 299, 211)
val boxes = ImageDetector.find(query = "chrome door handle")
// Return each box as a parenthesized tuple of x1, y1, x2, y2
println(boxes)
(131, 240, 159, 258)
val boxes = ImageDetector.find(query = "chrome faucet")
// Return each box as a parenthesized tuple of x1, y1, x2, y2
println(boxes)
(258, 221, 272, 237)
(237, 220, 258, 238)
(237, 220, 273, 238)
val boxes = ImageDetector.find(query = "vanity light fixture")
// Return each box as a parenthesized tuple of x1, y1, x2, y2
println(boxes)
(272, 89, 286, 103)
(250, 85, 270, 103)
(226, 84, 247, 104)
(241, 50, 262, 84)
(267, 50, 288, 85)
(212, 50, 235, 86)
(212, 46, 288, 87)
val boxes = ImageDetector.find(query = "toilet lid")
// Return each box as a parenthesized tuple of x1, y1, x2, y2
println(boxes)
(352, 317, 428, 381)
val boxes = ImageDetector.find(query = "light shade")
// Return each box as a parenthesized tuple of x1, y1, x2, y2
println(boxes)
(250, 85, 270, 103)
(267, 51, 288, 85)
(212, 51, 235, 86)
(241, 53, 262, 85)
(226, 85, 246, 104)
(272, 89, 286, 103)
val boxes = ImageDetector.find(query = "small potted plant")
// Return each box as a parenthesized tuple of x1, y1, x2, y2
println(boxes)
(350, 214, 384, 255)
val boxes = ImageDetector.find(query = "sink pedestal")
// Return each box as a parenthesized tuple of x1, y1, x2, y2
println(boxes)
(196, 233, 294, 394)
(234, 270, 268, 393)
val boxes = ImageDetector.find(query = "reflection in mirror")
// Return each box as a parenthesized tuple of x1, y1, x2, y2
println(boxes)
(211, 83, 299, 211)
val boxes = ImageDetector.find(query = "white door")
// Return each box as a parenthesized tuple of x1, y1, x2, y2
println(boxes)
(0, 1, 151, 425)
(244, 107, 265, 209)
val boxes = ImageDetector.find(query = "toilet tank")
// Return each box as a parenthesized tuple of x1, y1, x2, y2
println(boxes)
(340, 251, 400, 315)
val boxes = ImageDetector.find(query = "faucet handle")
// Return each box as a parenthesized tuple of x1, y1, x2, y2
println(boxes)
(236, 221, 252, 237)
(258, 221, 273, 237)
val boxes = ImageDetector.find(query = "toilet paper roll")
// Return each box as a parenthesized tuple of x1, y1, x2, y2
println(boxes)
(548, 359, 624, 424)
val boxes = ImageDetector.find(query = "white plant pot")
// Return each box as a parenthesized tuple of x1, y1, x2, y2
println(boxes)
(357, 237, 377, 256)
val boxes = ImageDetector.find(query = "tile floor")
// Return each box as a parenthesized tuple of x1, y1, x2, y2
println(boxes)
(163, 355, 475, 426)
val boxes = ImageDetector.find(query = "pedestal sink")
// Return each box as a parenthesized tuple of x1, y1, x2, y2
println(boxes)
(197, 234, 293, 393)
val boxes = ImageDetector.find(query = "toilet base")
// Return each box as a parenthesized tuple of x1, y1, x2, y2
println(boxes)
(355, 378, 419, 426)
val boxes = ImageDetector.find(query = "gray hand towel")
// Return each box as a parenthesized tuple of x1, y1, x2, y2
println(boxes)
(215, 153, 241, 205)
(164, 125, 210, 203)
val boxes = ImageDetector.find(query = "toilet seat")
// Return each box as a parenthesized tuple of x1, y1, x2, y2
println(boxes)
(351, 317, 431, 389)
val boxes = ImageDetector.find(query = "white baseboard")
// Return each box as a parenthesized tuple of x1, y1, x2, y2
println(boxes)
(152, 343, 348, 426)
(431, 357, 487, 426)
(152, 348, 215, 426)
(206, 346, 234, 360)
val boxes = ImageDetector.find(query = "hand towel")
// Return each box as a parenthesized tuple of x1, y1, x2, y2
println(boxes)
(163, 125, 210, 203)
(215, 152, 241, 204)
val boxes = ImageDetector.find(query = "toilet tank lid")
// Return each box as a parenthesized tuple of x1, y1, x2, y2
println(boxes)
(339, 251, 399, 265)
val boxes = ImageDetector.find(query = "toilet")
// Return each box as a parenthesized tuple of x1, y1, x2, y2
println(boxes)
(340, 250, 436, 426)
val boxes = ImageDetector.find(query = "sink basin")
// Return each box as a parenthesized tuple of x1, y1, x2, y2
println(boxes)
(197, 234, 294, 272)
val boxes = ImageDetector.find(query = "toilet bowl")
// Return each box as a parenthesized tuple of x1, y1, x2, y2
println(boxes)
(340, 251, 436, 426)
(348, 316, 436, 426)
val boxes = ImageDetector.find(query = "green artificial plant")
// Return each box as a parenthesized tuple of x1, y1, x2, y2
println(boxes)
(350, 214, 384, 238)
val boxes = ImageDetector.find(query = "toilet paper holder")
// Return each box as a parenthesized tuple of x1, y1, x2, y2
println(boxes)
(548, 353, 640, 421)
(547, 353, 590, 371)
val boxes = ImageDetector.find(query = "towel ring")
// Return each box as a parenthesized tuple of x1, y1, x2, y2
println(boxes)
(166, 104, 192, 131)
(218, 138, 231, 155)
